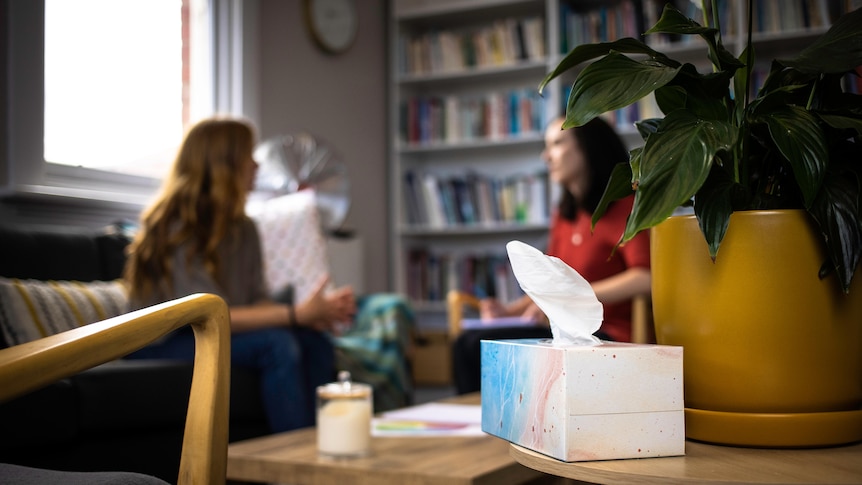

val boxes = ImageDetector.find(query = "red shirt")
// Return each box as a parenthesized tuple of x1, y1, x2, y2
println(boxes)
(546, 196, 650, 342)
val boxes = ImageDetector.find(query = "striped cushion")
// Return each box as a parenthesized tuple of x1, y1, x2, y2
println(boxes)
(0, 277, 128, 347)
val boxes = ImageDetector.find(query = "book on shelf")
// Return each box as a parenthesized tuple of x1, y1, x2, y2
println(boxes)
(474, 175, 497, 224)
(397, 15, 546, 76)
(438, 178, 460, 225)
(403, 170, 426, 226)
(420, 172, 447, 228)
(451, 177, 477, 225)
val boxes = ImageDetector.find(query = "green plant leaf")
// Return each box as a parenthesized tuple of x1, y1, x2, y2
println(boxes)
(592, 161, 636, 230)
(563, 52, 680, 127)
(654, 85, 686, 114)
(669, 65, 736, 101)
(623, 111, 736, 241)
(779, 7, 862, 74)
(635, 119, 660, 142)
(693, 167, 736, 260)
(754, 105, 827, 208)
(808, 169, 862, 293)
(734, 45, 754, 124)
(819, 113, 862, 136)
(628, 145, 644, 184)
(645, 3, 743, 71)
(759, 60, 819, 100)
(682, 85, 730, 121)
(538, 37, 672, 95)
(644, 3, 715, 40)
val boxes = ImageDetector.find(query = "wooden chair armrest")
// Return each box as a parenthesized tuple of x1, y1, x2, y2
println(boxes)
(0, 293, 231, 485)
(446, 289, 480, 338)
(446, 289, 654, 344)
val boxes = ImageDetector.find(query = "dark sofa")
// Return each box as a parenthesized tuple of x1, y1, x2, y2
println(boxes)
(0, 224, 269, 483)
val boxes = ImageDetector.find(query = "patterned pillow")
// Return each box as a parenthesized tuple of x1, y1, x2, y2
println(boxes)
(246, 190, 332, 305)
(0, 277, 128, 347)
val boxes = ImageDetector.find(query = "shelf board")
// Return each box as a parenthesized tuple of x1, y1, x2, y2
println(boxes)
(399, 133, 544, 154)
(398, 60, 549, 86)
(395, 0, 540, 22)
(399, 222, 548, 237)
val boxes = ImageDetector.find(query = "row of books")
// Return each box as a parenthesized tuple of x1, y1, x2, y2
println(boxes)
(396, 16, 546, 76)
(399, 88, 546, 147)
(404, 250, 526, 304)
(750, 0, 840, 33)
(571, 0, 841, 53)
(403, 170, 549, 228)
(559, 0, 641, 53)
(645, 0, 842, 47)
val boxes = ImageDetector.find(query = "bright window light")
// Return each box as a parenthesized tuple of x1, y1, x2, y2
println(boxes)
(44, 0, 208, 179)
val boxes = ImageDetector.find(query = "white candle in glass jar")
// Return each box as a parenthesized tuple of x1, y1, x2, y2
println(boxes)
(317, 371, 373, 458)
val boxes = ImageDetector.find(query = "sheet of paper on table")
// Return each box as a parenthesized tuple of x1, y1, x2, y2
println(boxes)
(372, 402, 484, 437)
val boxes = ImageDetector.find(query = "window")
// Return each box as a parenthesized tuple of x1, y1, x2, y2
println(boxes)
(44, 0, 207, 179)
(3, 0, 257, 204)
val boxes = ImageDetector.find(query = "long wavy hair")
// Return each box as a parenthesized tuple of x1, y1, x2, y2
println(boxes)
(557, 116, 629, 221)
(124, 117, 256, 302)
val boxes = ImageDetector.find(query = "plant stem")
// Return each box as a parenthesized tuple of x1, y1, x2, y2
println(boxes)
(711, 0, 721, 45)
(707, 0, 720, 73)
(744, 0, 753, 110)
(738, 0, 756, 186)
(807, 75, 819, 110)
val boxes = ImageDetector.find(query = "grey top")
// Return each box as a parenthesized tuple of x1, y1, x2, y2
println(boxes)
(130, 217, 268, 310)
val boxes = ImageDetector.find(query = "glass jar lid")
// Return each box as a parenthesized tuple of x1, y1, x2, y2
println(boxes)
(318, 370, 371, 399)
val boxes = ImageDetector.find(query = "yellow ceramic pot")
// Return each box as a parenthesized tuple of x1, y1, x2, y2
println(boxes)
(651, 210, 862, 447)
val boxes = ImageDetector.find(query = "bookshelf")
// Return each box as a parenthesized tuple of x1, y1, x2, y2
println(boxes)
(387, 0, 851, 326)
(389, 0, 556, 323)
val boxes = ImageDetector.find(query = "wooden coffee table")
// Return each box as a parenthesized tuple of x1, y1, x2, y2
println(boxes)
(510, 439, 862, 484)
(226, 393, 551, 485)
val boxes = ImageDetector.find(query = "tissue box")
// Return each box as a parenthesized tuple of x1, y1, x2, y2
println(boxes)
(481, 338, 684, 462)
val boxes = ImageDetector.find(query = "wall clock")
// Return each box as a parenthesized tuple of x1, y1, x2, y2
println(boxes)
(303, 0, 358, 55)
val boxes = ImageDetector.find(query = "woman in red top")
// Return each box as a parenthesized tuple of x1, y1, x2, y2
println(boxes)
(452, 115, 651, 394)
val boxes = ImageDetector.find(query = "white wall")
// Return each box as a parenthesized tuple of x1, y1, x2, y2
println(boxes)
(255, 0, 390, 294)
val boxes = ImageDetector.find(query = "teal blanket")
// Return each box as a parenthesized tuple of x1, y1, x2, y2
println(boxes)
(334, 293, 415, 412)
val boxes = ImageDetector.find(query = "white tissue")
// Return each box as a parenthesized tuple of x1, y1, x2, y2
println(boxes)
(506, 240, 603, 346)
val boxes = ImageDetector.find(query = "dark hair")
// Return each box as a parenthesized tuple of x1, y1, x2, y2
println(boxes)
(557, 116, 629, 220)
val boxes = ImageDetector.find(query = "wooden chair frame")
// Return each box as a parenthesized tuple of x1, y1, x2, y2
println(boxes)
(0, 293, 231, 485)
(446, 290, 654, 344)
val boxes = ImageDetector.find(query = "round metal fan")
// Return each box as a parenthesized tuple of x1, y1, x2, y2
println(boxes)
(252, 132, 350, 231)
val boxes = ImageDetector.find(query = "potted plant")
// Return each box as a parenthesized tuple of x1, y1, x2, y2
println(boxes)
(539, 2, 862, 447)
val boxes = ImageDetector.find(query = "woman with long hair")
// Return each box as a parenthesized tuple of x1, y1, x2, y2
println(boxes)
(124, 117, 356, 432)
(452, 115, 651, 394)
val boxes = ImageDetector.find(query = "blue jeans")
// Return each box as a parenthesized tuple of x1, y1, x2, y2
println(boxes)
(127, 326, 335, 433)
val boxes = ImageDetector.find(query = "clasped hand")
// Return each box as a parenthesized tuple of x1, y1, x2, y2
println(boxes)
(296, 274, 357, 334)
